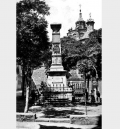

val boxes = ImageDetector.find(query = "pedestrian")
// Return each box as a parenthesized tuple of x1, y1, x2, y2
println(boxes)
(35, 89, 39, 101)
(40, 94, 44, 105)
(86, 89, 88, 102)
(97, 90, 100, 103)
(94, 88, 97, 103)
(84, 89, 88, 102)
(31, 89, 36, 104)
(72, 94, 75, 104)
(91, 90, 95, 104)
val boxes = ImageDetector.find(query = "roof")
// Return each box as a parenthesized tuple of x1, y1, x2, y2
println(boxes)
(86, 13, 95, 23)
(76, 8, 85, 23)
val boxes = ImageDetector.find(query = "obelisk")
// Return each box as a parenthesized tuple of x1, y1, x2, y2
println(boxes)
(47, 23, 67, 87)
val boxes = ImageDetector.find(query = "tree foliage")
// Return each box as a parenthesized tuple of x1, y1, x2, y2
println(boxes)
(16, 0, 50, 112)
(61, 37, 80, 71)
(61, 28, 102, 80)
(17, 0, 50, 71)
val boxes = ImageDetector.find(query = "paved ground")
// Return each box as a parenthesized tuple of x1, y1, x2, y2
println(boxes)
(16, 122, 99, 129)
(16, 91, 101, 129)
(28, 105, 101, 118)
(16, 90, 101, 115)
(16, 105, 101, 128)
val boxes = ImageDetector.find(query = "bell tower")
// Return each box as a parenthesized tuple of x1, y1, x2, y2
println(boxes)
(75, 5, 86, 30)
(75, 5, 86, 40)
(86, 13, 95, 31)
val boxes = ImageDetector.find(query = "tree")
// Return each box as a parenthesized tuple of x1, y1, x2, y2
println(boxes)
(76, 29, 102, 106)
(77, 59, 94, 115)
(61, 29, 102, 80)
(61, 29, 102, 108)
(61, 37, 81, 71)
(16, 0, 50, 112)
(85, 28, 102, 79)
(76, 29, 101, 114)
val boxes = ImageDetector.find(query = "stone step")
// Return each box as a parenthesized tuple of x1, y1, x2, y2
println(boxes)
(70, 115, 102, 126)
(16, 113, 36, 122)
(35, 118, 70, 123)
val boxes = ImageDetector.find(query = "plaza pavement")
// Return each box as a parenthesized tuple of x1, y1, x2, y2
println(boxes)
(16, 90, 101, 129)
(28, 105, 101, 117)
(16, 105, 101, 129)
(16, 121, 99, 129)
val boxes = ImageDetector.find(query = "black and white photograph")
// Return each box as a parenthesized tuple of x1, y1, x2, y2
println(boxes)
(16, 0, 102, 128)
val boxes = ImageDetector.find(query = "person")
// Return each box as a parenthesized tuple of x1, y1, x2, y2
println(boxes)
(83, 89, 88, 103)
(35, 89, 39, 101)
(94, 88, 97, 103)
(72, 94, 75, 104)
(40, 94, 44, 105)
(85, 89, 88, 102)
(31, 89, 36, 104)
(97, 90, 100, 103)
(91, 90, 95, 104)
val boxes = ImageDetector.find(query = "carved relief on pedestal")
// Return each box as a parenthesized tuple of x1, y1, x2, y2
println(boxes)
(57, 57, 62, 64)
(52, 44, 60, 55)
(52, 57, 62, 64)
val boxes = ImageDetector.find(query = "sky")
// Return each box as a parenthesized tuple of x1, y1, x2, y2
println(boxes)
(45, 0, 102, 41)
(16, 0, 102, 41)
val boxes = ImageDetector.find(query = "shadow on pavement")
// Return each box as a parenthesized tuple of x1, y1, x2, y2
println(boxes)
(92, 115, 102, 129)
(40, 125, 80, 129)
(43, 108, 84, 118)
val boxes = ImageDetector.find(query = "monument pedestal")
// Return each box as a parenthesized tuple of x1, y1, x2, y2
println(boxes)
(47, 24, 72, 104)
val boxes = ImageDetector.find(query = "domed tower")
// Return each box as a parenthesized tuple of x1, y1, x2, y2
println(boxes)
(86, 13, 95, 31)
(75, 5, 86, 39)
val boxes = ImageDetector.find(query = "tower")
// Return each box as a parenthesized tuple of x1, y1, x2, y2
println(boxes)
(75, 5, 86, 39)
(86, 13, 95, 31)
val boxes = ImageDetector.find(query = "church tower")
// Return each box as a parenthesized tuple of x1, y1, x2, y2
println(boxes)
(86, 13, 95, 31)
(75, 5, 86, 39)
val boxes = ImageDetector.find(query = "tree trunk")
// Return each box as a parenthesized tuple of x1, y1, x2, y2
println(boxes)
(90, 75, 93, 90)
(22, 67, 25, 98)
(87, 77, 90, 94)
(84, 74, 87, 115)
(24, 86, 29, 113)
(24, 67, 32, 113)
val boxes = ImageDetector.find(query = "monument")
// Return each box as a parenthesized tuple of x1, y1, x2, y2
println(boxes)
(47, 23, 72, 104)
